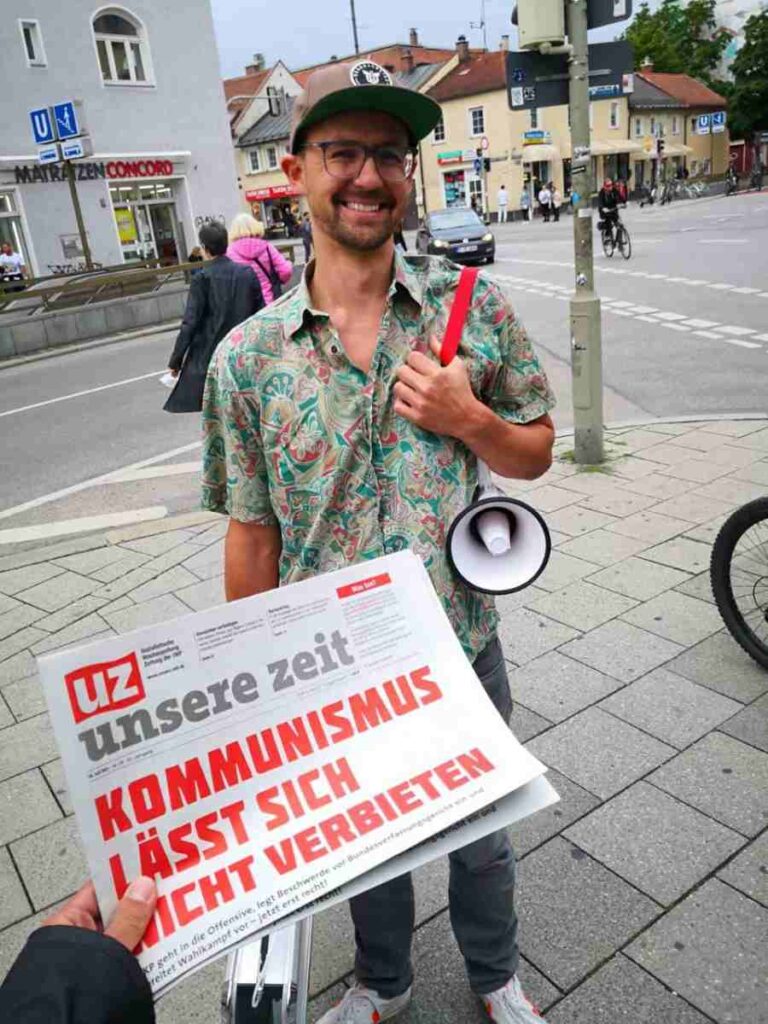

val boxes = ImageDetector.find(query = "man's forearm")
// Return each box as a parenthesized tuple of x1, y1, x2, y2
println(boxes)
(224, 520, 281, 601)
(459, 404, 554, 480)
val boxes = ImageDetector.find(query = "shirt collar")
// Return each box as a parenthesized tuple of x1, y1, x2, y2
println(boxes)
(286, 249, 424, 340)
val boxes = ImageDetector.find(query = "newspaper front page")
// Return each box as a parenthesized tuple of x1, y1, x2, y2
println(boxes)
(39, 551, 556, 997)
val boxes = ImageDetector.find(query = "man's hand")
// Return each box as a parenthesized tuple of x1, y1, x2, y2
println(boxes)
(394, 336, 481, 439)
(167, 367, 180, 378)
(42, 877, 157, 952)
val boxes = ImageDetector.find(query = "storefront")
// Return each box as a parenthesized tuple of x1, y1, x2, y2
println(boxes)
(0, 154, 199, 273)
(245, 183, 303, 236)
(437, 151, 483, 212)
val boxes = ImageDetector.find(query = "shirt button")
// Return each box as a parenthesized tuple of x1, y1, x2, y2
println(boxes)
(330, 344, 339, 354)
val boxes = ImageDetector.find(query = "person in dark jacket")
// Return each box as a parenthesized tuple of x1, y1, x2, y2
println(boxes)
(0, 876, 158, 1024)
(164, 222, 264, 413)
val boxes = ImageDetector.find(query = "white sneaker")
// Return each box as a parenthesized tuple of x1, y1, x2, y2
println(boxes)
(316, 982, 412, 1023)
(481, 975, 543, 1022)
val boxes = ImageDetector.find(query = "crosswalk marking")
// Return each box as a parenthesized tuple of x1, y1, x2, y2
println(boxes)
(723, 338, 761, 349)
(715, 325, 757, 336)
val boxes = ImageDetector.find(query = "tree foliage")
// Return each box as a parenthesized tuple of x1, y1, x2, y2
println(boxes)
(622, 0, 728, 85)
(726, 10, 768, 138)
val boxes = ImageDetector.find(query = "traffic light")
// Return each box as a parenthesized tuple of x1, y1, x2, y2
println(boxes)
(484, 158, 491, 172)
(657, 138, 665, 157)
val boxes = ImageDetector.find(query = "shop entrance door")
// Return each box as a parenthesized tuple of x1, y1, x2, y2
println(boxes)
(148, 204, 180, 263)
(113, 201, 181, 264)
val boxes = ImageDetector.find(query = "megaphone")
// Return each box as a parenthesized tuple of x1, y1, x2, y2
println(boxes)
(447, 461, 551, 595)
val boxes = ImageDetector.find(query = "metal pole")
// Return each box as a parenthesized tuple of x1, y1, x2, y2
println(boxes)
(566, 0, 603, 464)
(65, 159, 93, 271)
(349, 0, 360, 54)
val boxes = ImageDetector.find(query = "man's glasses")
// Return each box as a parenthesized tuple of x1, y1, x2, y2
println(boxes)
(302, 141, 416, 182)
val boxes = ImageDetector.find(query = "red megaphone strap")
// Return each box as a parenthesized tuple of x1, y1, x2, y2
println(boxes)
(439, 266, 479, 366)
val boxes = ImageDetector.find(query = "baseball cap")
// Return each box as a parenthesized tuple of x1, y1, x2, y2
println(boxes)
(289, 60, 442, 153)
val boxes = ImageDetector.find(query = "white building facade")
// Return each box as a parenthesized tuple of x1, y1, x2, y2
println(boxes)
(1, 1, 240, 275)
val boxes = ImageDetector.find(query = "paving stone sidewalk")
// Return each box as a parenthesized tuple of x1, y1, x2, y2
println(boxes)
(0, 418, 766, 1024)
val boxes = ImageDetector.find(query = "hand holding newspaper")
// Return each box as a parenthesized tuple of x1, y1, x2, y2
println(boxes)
(39, 551, 557, 998)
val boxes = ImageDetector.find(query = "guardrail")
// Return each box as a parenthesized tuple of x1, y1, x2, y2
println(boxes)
(0, 243, 298, 317)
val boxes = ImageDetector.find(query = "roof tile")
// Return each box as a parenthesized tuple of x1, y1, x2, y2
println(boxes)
(427, 52, 506, 102)
(636, 72, 727, 108)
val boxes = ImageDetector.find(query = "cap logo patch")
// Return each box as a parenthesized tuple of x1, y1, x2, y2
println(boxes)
(350, 61, 392, 87)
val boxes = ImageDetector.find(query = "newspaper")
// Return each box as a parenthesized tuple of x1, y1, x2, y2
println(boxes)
(38, 550, 557, 997)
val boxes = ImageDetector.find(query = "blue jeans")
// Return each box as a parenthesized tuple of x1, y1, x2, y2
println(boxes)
(349, 636, 518, 997)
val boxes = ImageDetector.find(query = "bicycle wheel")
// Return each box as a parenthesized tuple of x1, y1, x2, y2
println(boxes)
(617, 226, 632, 260)
(710, 497, 768, 669)
(601, 229, 615, 257)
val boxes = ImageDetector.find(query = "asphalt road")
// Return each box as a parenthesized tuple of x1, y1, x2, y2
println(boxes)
(1, 188, 766, 533)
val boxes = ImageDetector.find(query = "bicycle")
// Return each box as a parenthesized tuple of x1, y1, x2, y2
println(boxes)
(710, 496, 768, 670)
(599, 212, 631, 260)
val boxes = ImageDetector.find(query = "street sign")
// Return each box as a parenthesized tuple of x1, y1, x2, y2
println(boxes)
(53, 101, 81, 140)
(473, 158, 483, 174)
(61, 137, 93, 160)
(696, 114, 711, 135)
(29, 107, 55, 145)
(711, 111, 727, 134)
(481, 136, 490, 151)
(38, 143, 60, 165)
(507, 41, 634, 111)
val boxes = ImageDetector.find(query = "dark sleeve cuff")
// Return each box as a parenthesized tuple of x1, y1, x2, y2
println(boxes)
(0, 926, 155, 1024)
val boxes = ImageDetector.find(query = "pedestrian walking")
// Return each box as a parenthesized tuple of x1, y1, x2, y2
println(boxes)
(226, 212, 293, 304)
(496, 184, 509, 223)
(519, 187, 531, 221)
(202, 58, 554, 1024)
(299, 212, 313, 263)
(164, 222, 264, 414)
(538, 183, 552, 222)
(551, 185, 563, 222)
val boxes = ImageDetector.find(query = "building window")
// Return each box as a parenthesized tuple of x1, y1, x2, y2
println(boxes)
(266, 85, 281, 116)
(266, 145, 278, 169)
(0, 192, 31, 273)
(468, 106, 484, 137)
(248, 149, 261, 173)
(468, 177, 484, 213)
(671, 115, 680, 135)
(634, 117, 643, 137)
(433, 116, 445, 143)
(650, 116, 656, 136)
(93, 10, 152, 85)
(690, 117, 697, 133)
(529, 108, 539, 129)
(19, 19, 47, 67)
(609, 101, 620, 129)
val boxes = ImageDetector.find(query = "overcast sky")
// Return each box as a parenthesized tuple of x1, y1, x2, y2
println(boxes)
(210, 0, 659, 79)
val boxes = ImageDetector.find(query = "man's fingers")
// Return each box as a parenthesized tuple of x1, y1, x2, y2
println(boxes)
(406, 350, 440, 376)
(42, 881, 100, 931)
(104, 876, 157, 952)
(395, 365, 427, 393)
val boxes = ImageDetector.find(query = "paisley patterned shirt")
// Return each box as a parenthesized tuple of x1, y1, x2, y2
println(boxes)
(201, 252, 555, 660)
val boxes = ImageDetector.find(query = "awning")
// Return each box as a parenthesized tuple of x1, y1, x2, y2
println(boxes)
(662, 143, 694, 156)
(245, 183, 301, 202)
(521, 144, 561, 163)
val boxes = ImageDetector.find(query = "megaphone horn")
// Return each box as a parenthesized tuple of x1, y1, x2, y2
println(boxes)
(447, 460, 551, 595)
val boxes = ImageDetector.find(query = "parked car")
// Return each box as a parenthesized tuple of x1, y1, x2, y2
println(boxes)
(416, 208, 495, 265)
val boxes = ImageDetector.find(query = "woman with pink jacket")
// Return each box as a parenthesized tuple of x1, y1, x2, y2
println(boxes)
(226, 213, 293, 304)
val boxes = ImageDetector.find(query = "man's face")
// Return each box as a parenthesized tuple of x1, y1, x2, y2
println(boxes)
(283, 111, 414, 254)
(1, 243, 11, 255)
(604, 179, 613, 189)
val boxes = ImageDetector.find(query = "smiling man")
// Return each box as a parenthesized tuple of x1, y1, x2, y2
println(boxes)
(201, 61, 555, 1024)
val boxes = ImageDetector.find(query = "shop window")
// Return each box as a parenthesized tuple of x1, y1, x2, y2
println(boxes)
(19, 19, 47, 67)
(609, 101, 620, 129)
(93, 9, 152, 85)
(468, 177, 484, 213)
(266, 146, 278, 169)
(249, 149, 261, 173)
(433, 116, 445, 143)
(634, 117, 643, 138)
(468, 106, 484, 137)
(0, 191, 31, 272)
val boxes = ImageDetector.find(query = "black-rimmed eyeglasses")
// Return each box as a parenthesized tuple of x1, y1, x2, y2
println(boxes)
(301, 141, 417, 182)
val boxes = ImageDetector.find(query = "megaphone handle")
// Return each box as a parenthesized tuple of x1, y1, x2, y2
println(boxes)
(476, 459, 494, 494)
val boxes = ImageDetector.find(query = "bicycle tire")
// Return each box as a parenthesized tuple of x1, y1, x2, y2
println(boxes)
(710, 496, 768, 670)
(617, 226, 632, 260)
(601, 230, 615, 257)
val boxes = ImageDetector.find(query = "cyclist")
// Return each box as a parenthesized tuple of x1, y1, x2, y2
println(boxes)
(598, 177, 622, 245)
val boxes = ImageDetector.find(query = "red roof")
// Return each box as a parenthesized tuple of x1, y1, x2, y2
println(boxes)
(427, 51, 506, 102)
(636, 71, 727, 108)
(223, 68, 270, 102)
(295, 43, 474, 82)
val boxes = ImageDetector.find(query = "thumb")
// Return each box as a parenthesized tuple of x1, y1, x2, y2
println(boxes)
(104, 876, 157, 951)
(429, 335, 444, 363)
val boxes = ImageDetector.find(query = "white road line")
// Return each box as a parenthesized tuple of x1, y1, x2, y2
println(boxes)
(0, 441, 201, 521)
(693, 330, 723, 340)
(754, 333, 768, 342)
(661, 323, 691, 332)
(710, 283, 735, 290)
(0, 370, 164, 419)
(107, 462, 201, 484)
(627, 305, 658, 314)
(683, 319, 719, 328)
(731, 287, 761, 295)
(715, 325, 757, 336)
(636, 315, 660, 323)
(699, 239, 748, 245)
(654, 312, 688, 321)
(0, 507, 168, 546)
(723, 338, 762, 349)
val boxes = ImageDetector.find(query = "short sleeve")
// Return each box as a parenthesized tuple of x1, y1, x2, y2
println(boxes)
(478, 281, 556, 425)
(201, 340, 278, 525)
